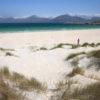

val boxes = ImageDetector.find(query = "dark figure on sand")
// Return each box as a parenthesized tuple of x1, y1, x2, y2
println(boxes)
(77, 38, 80, 45)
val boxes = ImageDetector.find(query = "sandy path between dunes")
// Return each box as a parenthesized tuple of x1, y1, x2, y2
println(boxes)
(0, 29, 100, 48)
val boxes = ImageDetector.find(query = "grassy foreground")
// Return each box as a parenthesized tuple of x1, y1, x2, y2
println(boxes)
(0, 67, 47, 100)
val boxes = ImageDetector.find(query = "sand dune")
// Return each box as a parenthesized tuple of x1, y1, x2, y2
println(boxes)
(0, 29, 100, 100)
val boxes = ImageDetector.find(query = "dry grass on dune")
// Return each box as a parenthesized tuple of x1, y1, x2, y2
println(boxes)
(0, 68, 24, 100)
(87, 50, 100, 58)
(50, 43, 72, 50)
(82, 42, 96, 47)
(0, 67, 47, 93)
(61, 82, 100, 100)
(66, 52, 85, 60)
(65, 49, 100, 65)
(0, 67, 12, 81)
(67, 67, 85, 77)
(18, 77, 47, 92)
(0, 79, 24, 100)
(72, 82, 100, 100)
(50, 42, 100, 50)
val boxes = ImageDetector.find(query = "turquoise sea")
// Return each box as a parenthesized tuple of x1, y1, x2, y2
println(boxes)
(0, 23, 100, 33)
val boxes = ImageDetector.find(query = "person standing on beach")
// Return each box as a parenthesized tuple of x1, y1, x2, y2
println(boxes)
(77, 38, 80, 45)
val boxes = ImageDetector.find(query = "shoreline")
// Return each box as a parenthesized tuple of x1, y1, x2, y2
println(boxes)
(0, 28, 100, 34)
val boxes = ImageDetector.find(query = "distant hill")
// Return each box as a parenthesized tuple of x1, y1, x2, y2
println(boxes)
(0, 15, 51, 23)
(52, 14, 88, 24)
(0, 14, 100, 24)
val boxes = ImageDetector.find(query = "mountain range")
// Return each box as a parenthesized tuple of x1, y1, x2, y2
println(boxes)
(0, 14, 100, 24)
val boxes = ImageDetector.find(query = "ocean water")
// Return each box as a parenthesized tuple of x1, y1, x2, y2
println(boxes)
(0, 23, 100, 33)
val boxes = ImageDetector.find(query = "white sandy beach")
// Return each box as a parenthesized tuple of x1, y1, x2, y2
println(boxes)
(0, 29, 100, 100)
(0, 29, 100, 86)
(0, 29, 100, 48)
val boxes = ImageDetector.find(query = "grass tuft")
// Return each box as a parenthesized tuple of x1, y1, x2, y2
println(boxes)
(0, 76, 24, 100)
(68, 67, 85, 77)
(18, 77, 47, 92)
(0, 67, 11, 78)
(66, 52, 85, 60)
(12, 72, 25, 81)
(87, 50, 100, 58)
(50, 43, 74, 50)
(71, 44, 80, 49)
(62, 81, 100, 100)
(82, 42, 96, 47)
(96, 43, 100, 46)
(40, 47, 47, 50)
(72, 82, 100, 100)
(0, 67, 47, 92)
(0, 48, 14, 52)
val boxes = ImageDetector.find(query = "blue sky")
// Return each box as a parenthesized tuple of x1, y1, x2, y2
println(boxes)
(0, 0, 100, 17)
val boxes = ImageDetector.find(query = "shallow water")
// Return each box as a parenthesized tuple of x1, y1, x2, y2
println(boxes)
(0, 23, 100, 33)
